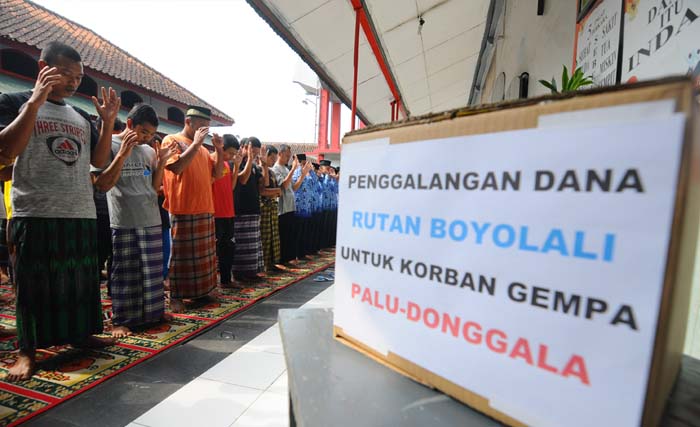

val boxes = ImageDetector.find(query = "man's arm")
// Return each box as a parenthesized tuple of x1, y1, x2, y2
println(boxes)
(0, 67, 61, 160)
(93, 132, 138, 192)
(91, 87, 121, 168)
(231, 154, 242, 191)
(280, 157, 299, 189)
(211, 134, 224, 179)
(166, 127, 208, 175)
(238, 146, 255, 185)
(293, 163, 312, 191)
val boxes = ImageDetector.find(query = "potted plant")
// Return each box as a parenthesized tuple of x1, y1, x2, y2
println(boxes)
(539, 66, 594, 93)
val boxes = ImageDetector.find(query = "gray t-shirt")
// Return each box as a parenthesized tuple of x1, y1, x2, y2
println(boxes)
(100, 137, 161, 229)
(11, 99, 96, 219)
(271, 163, 296, 215)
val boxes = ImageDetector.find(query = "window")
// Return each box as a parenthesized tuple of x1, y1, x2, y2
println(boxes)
(77, 75, 98, 97)
(120, 90, 143, 109)
(0, 49, 38, 79)
(167, 106, 185, 124)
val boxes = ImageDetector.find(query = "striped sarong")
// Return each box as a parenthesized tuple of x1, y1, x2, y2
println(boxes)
(232, 214, 263, 276)
(260, 200, 280, 270)
(11, 218, 103, 350)
(169, 214, 217, 299)
(110, 226, 164, 327)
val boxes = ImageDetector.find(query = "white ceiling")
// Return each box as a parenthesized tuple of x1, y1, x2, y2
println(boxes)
(259, 0, 490, 124)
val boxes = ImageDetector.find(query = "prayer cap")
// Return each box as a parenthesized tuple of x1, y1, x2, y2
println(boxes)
(186, 105, 212, 120)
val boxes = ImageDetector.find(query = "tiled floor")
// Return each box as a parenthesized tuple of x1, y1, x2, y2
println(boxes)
(128, 285, 334, 427)
(23, 273, 334, 427)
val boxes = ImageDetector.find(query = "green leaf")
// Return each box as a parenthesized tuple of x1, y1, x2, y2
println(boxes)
(538, 79, 558, 93)
(561, 66, 569, 93)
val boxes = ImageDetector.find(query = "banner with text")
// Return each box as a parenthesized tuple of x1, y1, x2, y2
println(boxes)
(575, 0, 622, 86)
(622, 0, 700, 82)
(334, 113, 685, 427)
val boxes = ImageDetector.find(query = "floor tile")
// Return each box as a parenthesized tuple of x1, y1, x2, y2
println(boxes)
(245, 325, 283, 355)
(268, 372, 288, 396)
(200, 348, 287, 390)
(231, 391, 289, 427)
(134, 378, 261, 427)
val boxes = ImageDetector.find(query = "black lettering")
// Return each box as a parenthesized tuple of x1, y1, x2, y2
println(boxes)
(531, 286, 550, 309)
(586, 298, 608, 319)
(553, 291, 581, 316)
(616, 169, 644, 192)
(508, 282, 527, 302)
(611, 305, 638, 330)
(535, 171, 555, 191)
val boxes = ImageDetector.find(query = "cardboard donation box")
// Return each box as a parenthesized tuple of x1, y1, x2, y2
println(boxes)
(333, 79, 700, 427)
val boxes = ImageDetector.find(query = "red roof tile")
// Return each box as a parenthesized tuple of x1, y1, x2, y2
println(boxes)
(0, 0, 233, 122)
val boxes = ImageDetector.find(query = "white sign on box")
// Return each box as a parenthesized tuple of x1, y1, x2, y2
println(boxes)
(334, 113, 686, 427)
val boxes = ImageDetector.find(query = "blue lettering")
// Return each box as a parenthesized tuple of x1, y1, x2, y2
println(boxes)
(493, 224, 516, 248)
(389, 215, 403, 234)
(405, 216, 421, 236)
(542, 229, 569, 256)
(518, 226, 539, 252)
(449, 220, 468, 242)
(352, 211, 362, 228)
(431, 218, 446, 239)
(574, 231, 597, 260)
(603, 233, 615, 262)
(471, 222, 491, 244)
(378, 213, 390, 230)
(364, 212, 376, 229)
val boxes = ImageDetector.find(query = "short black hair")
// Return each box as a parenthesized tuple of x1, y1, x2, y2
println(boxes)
(113, 117, 125, 132)
(240, 137, 249, 147)
(279, 144, 291, 153)
(266, 145, 278, 155)
(40, 41, 81, 65)
(223, 134, 240, 150)
(127, 104, 159, 128)
(248, 136, 262, 148)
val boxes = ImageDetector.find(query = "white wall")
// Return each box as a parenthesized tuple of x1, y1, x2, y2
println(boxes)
(480, 0, 577, 103)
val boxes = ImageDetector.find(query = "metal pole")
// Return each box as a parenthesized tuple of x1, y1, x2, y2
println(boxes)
(351, 6, 360, 131)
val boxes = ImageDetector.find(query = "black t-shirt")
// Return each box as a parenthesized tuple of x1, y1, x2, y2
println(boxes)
(234, 164, 262, 215)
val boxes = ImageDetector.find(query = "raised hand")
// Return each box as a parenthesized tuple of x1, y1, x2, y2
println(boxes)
(29, 66, 61, 106)
(233, 152, 243, 168)
(92, 87, 121, 123)
(291, 155, 299, 171)
(212, 133, 223, 151)
(117, 130, 139, 159)
(193, 127, 209, 146)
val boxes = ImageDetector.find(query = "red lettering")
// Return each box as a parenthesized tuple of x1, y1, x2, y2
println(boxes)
(562, 355, 590, 386)
(407, 301, 421, 322)
(509, 338, 534, 365)
(385, 296, 399, 314)
(537, 344, 559, 374)
(423, 308, 439, 329)
(373, 291, 384, 309)
(486, 329, 507, 354)
(462, 321, 482, 344)
(441, 313, 460, 337)
(361, 288, 372, 304)
(351, 283, 360, 299)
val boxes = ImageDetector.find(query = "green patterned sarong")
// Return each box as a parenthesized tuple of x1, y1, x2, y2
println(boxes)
(11, 218, 103, 350)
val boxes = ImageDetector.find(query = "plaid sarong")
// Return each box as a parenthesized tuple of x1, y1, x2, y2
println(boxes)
(260, 200, 280, 270)
(169, 214, 217, 299)
(232, 214, 264, 276)
(11, 218, 103, 350)
(110, 226, 164, 327)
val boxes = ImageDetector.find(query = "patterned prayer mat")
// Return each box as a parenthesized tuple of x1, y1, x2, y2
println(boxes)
(0, 249, 335, 426)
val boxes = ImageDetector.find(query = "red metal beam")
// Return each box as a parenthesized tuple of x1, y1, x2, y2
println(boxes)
(349, 0, 407, 119)
(318, 88, 330, 150)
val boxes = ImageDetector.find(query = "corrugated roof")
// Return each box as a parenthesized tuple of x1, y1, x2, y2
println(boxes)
(0, 0, 233, 123)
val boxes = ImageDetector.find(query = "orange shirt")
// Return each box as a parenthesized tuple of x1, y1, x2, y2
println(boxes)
(161, 134, 215, 215)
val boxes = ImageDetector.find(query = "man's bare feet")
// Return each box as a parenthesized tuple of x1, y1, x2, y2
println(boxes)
(111, 325, 132, 338)
(74, 335, 116, 349)
(170, 298, 186, 313)
(6, 351, 35, 382)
